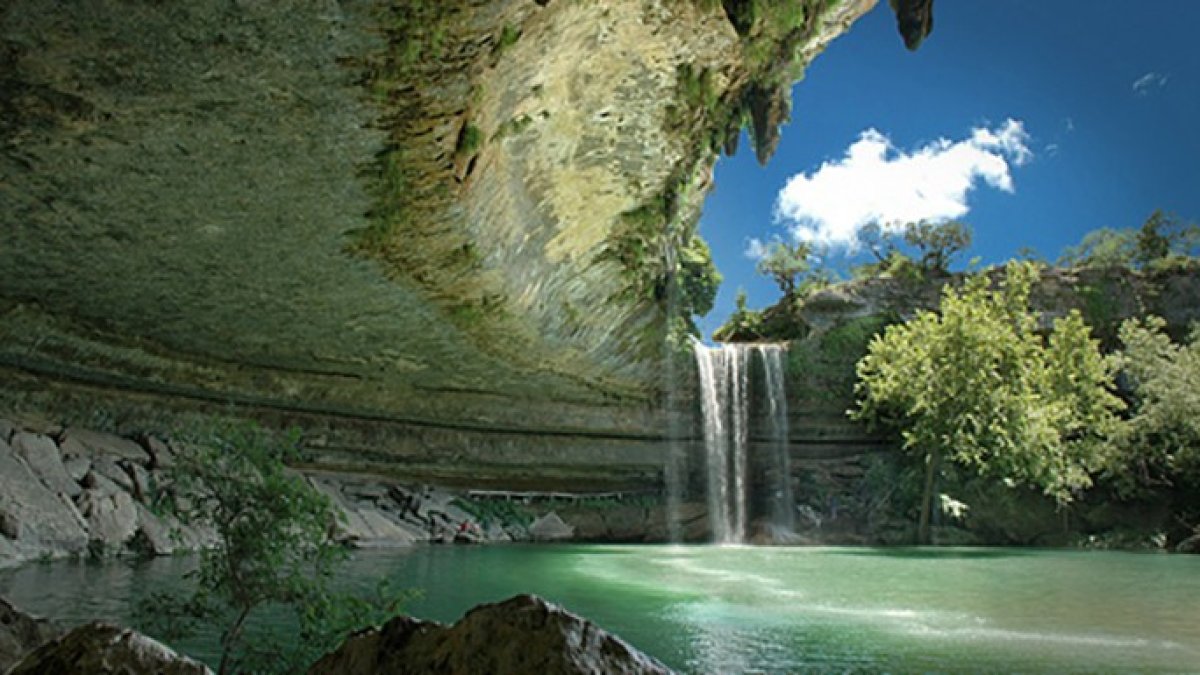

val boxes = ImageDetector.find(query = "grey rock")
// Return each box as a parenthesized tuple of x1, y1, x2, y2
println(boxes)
(62, 456, 93, 484)
(0, 418, 13, 444)
(124, 461, 153, 503)
(528, 511, 575, 542)
(78, 490, 139, 554)
(79, 470, 124, 497)
(139, 435, 174, 470)
(133, 504, 176, 556)
(58, 428, 150, 464)
(308, 594, 672, 675)
(90, 456, 135, 494)
(10, 432, 80, 498)
(0, 438, 89, 561)
(0, 597, 61, 673)
(311, 478, 422, 547)
(8, 621, 212, 674)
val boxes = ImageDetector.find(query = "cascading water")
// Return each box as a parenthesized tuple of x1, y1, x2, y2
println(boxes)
(693, 341, 792, 543)
(760, 347, 794, 534)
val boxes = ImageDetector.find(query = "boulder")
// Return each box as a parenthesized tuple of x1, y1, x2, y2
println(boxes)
(78, 490, 139, 554)
(0, 597, 60, 673)
(62, 455, 93, 484)
(89, 456, 137, 495)
(0, 438, 89, 561)
(528, 511, 575, 542)
(132, 503, 180, 556)
(58, 428, 150, 464)
(10, 432, 80, 498)
(137, 435, 174, 470)
(308, 594, 672, 675)
(0, 418, 14, 444)
(80, 470, 126, 498)
(311, 477, 423, 547)
(8, 622, 212, 674)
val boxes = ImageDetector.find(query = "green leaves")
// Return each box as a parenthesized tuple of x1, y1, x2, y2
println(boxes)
(1114, 316, 1200, 490)
(142, 419, 404, 674)
(755, 240, 812, 295)
(852, 262, 1124, 540)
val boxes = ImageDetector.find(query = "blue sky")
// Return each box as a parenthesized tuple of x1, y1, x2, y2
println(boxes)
(696, 0, 1200, 338)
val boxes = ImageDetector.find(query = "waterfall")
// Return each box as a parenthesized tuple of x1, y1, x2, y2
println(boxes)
(761, 347, 794, 534)
(693, 341, 792, 543)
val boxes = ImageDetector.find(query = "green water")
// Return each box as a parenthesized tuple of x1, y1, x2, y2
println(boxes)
(3, 545, 1198, 673)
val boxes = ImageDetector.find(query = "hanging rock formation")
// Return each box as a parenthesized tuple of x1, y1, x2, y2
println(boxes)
(0, 0, 881, 490)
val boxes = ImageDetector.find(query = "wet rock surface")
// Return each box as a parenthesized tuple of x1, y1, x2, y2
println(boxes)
(309, 594, 672, 675)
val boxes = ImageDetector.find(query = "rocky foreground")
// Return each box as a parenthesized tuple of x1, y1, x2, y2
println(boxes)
(1, 594, 671, 675)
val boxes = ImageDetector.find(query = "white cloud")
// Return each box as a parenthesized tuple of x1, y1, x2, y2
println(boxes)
(744, 237, 769, 260)
(775, 120, 1032, 249)
(1045, 143, 1060, 157)
(1132, 72, 1168, 96)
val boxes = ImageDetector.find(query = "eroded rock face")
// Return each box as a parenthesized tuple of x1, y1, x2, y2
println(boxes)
(8, 622, 211, 675)
(309, 594, 672, 675)
(0, 0, 875, 485)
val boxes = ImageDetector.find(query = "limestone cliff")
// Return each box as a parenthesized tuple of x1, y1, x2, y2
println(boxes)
(1, 0, 877, 485)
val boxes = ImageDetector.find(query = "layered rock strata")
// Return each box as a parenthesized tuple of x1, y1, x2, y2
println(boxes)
(1, 0, 877, 486)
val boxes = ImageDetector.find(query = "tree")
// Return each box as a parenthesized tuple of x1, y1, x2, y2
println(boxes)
(851, 262, 1124, 543)
(854, 221, 970, 279)
(1134, 210, 1200, 269)
(712, 287, 764, 341)
(145, 421, 401, 674)
(1058, 227, 1136, 268)
(902, 220, 972, 275)
(858, 222, 897, 263)
(1058, 211, 1199, 270)
(1114, 316, 1200, 490)
(756, 240, 811, 296)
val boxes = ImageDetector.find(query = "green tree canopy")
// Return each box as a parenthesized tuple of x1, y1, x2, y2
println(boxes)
(1115, 316, 1200, 490)
(852, 262, 1124, 542)
(854, 220, 971, 278)
(902, 220, 972, 275)
(755, 240, 812, 296)
(1059, 210, 1199, 270)
(1058, 227, 1136, 268)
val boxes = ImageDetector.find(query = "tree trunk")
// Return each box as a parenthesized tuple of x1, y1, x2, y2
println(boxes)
(218, 606, 252, 675)
(917, 448, 941, 544)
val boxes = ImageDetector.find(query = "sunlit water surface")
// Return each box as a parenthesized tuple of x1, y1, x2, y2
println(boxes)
(3, 545, 1198, 673)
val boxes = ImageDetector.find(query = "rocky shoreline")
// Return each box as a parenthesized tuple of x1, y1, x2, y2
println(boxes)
(0, 415, 688, 570)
